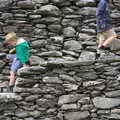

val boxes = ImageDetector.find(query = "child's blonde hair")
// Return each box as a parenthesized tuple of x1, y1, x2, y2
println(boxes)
(5, 32, 17, 42)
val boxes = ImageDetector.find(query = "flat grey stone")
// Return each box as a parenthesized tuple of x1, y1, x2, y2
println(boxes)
(0, 0, 12, 11)
(33, 0, 49, 4)
(83, 81, 103, 87)
(38, 51, 62, 57)
(79, 51, 96, 60)
(63, 27, 76, 37)
(17, 0, 35, 9)
(103, 114, 120, 120)
(51, 0, 66, 4)
(64, 40, 82, 51)
(105, 90, 120, 97)
(43, 76, 63, 84)
(75, 0, 95, 7)
(64, 111, 90, 120)
(61, 104, 78, 110)
(58, 94, 83, 105)
(29, 55, 45, 65)
(0, 60, 6, 68)
(93, 97, 120, 109)
(63, 84, 79, 91)
(15, 111, 29, 118)
(77, 7, 96, 16)
(36, 5, 60, 16)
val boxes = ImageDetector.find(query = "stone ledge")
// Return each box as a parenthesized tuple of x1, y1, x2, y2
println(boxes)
(40, 58, 120, 68)
(17, 58, 120, 76)
(0, 93, 22, 102)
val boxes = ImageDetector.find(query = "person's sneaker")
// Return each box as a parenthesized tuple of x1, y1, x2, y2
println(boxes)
(99, 52, 107, 60)
(96, 47, 106, 60)
(99, 46, 110, 51)
(96, 52, 100, 60)
(8, 85, 14, 92)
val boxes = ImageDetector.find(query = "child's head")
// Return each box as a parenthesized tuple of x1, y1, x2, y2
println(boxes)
(5, 32, 17, 46)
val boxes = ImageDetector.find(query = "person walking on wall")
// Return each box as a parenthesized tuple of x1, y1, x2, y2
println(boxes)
(96, 0, 117, 58)
(4, 32, 30, 92)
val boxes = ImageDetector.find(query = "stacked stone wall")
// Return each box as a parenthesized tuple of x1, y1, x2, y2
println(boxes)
(0, 0, 120, 120)
(0, 0, 120, 69)
(1, 60, 120, 120)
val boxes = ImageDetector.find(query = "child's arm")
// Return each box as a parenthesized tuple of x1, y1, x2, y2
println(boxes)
(9, 48, 16, 54)
(23, 64, 28, 67)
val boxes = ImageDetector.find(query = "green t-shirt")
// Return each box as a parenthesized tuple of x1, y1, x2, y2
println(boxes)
(15, 38, 30, 64)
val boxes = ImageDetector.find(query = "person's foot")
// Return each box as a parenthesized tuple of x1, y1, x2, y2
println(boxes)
(96, 51, 100, 60)
(99, 46, 110, 51)
(96, 47, 107, 60)
(8, 85, 14, 92)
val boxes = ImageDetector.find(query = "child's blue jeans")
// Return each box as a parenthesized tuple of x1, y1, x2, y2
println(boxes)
(7, 54, 22, 72)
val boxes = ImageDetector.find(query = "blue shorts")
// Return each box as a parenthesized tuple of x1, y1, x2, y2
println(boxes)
(8, 54, 22, 72)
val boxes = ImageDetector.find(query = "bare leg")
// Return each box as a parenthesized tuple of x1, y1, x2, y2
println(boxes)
(98, 41, 104, 48)
(9, 71, 15, 86)
(97, 33, 105, 48)
(102, 35, 117, 47)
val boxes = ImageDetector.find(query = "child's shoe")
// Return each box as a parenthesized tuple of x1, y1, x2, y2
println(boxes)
(8, 85, 14, 92)
(99, 46, 110, 51)
(96, 46, 110, 60)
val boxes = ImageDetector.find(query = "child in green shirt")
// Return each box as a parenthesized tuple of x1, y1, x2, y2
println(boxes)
(5, 32, 30, 92)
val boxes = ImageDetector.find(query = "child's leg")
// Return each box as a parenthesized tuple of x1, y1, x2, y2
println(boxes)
(10, 59, 22, 86)
(9, 71, 15, 86)
(7, 54, 18, 60)
(97, 33, 105, 48)
(102, 29, 117, 47)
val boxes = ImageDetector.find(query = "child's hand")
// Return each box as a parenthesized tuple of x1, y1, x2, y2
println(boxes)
(9, 48, 16, 54)
(23, 64, 29, 68)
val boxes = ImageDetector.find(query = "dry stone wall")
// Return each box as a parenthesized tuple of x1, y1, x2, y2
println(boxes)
(0, 0, 120, 67)
(1, 60, 120, 120)
(0, 0, 120, 120)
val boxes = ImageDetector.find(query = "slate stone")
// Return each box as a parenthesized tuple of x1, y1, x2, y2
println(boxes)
(43, 76, 63, 84)
(79, 51, 96, 60)
(40, 17, 61, 24)
(62, 18, 79, 27)
(78, 33, 93, 41)
(25, 95, 39, 102)
(31, 40, 47, 48)
(83, 81, 103, 87)
(33, 0, 49, 4)
(17, 0, 35, 9)
(63, 27, 76, 37)
(29, 55, 45, 66)
(61, 104, 78, 110)
(0, 0, 12, 11)
(38, 51, 62, 57)
(58, 94, 84, 105)
(104, 114, 120, 120)
(15, 111, 29, 118)
(77, 7, 96, 16)
(59, 74, 75, 82)
(93, 97, 120, 109)
(48, 24, 62, 33)
(64, 111, 90, 120)
(64, 40, 82, 51)
(51, 0, 66, 4)
(75, 0, 95, 7)
(105, 90, 120, 97)
(63, 84, 79, 91)
(25, 118, 34, 120)
(36, 5, 60, 16)
(0, 60, 6, 68)
(29, 110, 41, 118)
